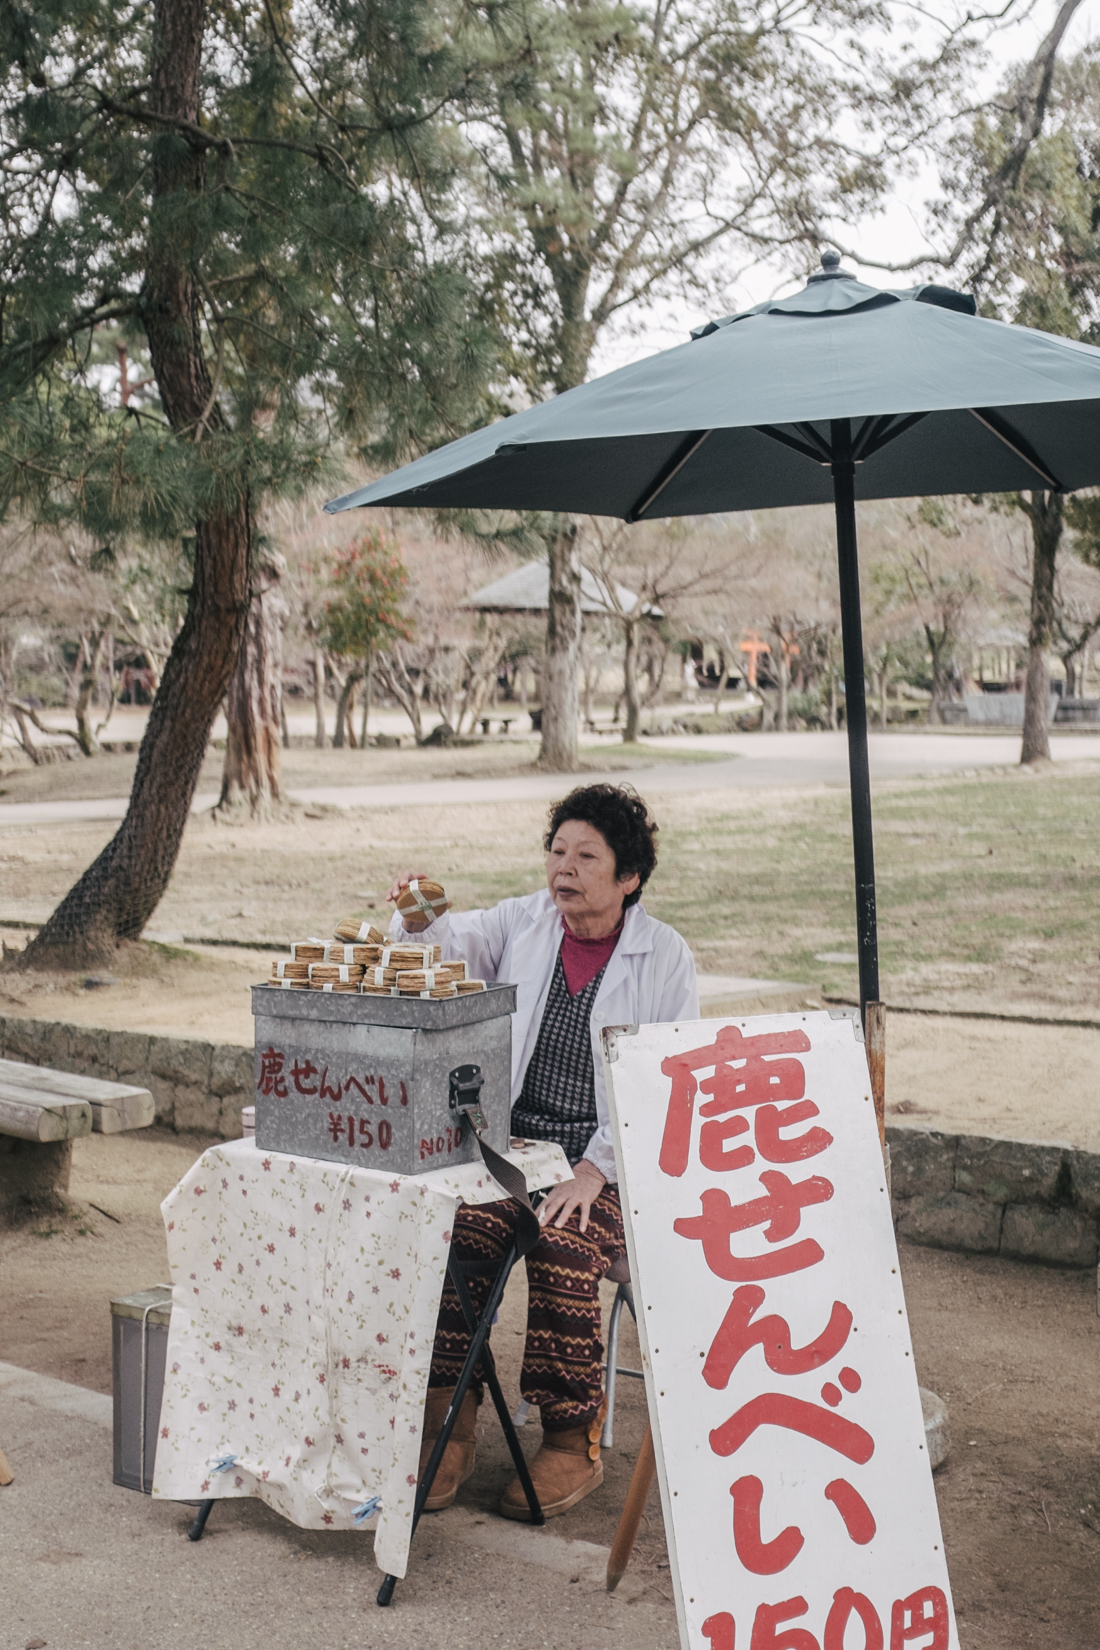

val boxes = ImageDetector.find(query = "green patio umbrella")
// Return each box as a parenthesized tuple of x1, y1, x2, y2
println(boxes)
(327, 251, 1100, 1016)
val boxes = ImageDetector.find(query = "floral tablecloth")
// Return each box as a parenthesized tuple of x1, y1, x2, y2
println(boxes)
(152, 1137, 569, 1576)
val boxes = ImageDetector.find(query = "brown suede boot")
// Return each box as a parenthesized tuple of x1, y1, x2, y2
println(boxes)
(418, 1387, 480, 1511)
(499, 1403, 606, 1521)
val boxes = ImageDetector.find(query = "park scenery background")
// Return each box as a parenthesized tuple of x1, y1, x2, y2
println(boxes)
(3, 1, 1100, 1647)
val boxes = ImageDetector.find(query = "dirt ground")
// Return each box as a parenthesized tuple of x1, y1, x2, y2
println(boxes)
(3, 756, 1100, 1643)
(2, 1130, 1098, 1647)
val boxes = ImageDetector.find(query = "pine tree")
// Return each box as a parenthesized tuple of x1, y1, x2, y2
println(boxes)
(1, 0, 497, 962)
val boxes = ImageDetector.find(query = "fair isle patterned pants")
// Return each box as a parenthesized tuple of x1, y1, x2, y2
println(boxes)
(428, 1185, 625, 1432)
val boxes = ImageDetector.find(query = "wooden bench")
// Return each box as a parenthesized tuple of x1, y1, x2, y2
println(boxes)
(0, 1058, 155, 1222)
(0, 1058, 154, 1141)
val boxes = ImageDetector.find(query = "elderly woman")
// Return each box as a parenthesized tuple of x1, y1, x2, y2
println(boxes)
(387, 782, 697, 1521)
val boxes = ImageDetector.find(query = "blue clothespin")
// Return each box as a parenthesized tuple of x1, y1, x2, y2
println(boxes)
(352, 1496, 382, 1526)
(211, 1455, 238, 1475)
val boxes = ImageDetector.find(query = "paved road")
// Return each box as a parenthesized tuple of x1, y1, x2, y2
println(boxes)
(0, 730, 1097, 828)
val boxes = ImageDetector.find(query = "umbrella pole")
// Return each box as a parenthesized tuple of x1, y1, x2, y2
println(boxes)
(830, 419, 880, 1022)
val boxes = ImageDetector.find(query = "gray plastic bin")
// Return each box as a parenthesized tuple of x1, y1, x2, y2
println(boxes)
(111, 1285, 172, 1494)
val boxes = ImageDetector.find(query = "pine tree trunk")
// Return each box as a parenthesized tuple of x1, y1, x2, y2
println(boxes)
(312, 647, 327, 746)
(622, 618, 641, 742)
(538, 523, 582, 771)
(1021, 491, 1062, 765)
(216, 551, 288, 820)
(21, 0, 251, 967)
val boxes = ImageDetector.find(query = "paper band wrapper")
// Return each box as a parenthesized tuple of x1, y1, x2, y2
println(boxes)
(364, 966, 399, 987)
(332, 917, 386, 945)
(275, 980, 310, 990)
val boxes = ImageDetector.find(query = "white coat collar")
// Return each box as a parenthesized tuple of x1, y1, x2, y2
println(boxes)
(524, 888, 655, 954)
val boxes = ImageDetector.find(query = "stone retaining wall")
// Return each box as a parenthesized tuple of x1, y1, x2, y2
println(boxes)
(0, 1014, 250, 1137)
(888, 1124, 1100, 1267)
(2, 1012, 1097, 1266)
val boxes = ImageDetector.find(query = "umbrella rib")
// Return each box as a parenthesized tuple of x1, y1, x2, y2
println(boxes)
(626, 429, 711, 521)
(969, 409, 1064, 491)
(754, 424, 831, 465)
(855, 411, 929, 462)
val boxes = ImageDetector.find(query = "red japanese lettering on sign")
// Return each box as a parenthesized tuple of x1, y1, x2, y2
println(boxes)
(731, 1476, 804, 1574)
(825, 1589, 883, 1650)
(703, 1286, 853, 1389)
(754, 1101, 833, 1164)
(889, 1589, 948, 1650)
(673, 1174, 833, 1282)
(328, 1111, 344, 1143)
(659, 1026, 811, 1178)
(702, 1615, 735, 1650)
(824, 1478, 877, 1545)
(319, 1066, 343, 1103)
(256, 1047, 287, 1098)
(709, 1392, 875, 1465)
(749, 1596, 817, 1650)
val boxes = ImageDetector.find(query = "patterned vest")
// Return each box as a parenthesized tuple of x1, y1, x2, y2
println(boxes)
(511, 952, 606, 1165)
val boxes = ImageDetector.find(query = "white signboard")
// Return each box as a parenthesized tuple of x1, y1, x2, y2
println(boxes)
(604, 1010, 958, 1650)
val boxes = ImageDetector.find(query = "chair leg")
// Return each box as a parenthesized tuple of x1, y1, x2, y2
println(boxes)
(602, 1285, 626, 1448)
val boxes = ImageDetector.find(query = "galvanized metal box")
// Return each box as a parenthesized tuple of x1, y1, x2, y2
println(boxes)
(111, 1285, 172, 1494)
(252, 983, 515, 1174)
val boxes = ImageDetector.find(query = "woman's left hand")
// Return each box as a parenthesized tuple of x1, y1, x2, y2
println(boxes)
(538, 1158, 606, 1234)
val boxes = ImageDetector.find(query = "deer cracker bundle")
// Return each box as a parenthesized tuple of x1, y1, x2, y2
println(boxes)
(395, 968, 460, 995)
(455, 979, 487, 994)
(324, 942, 376, 965)
(271, 959, 310, 982)
(394, 878, 449, 932)
(289, 940, 328, 962)
(307, 962, 365, 987)
(379, 943, 441, 969)
(332, 917, 387, 946)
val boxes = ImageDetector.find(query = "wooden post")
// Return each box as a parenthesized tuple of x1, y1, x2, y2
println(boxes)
(606, 1422, 656, 1591)
(865, 1000, 886, 1149)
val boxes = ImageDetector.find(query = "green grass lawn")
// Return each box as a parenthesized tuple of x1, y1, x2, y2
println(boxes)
(374, 763, 1099, 1013)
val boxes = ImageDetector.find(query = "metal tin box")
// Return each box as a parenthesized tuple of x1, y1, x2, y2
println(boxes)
(111, 1285, 172, 1494)
(252, 983, 515, 1174)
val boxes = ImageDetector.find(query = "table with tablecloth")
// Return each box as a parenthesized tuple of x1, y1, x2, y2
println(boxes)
(151, 1136, 570, 1577)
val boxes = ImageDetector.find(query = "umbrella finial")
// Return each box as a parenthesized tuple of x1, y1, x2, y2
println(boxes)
(807, 247, 852, 283)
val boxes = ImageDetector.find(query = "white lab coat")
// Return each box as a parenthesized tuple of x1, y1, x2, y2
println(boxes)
(388, 890, 699, 1182)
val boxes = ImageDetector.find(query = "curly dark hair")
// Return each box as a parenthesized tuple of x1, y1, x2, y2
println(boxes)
(543, 784, 658, 908)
